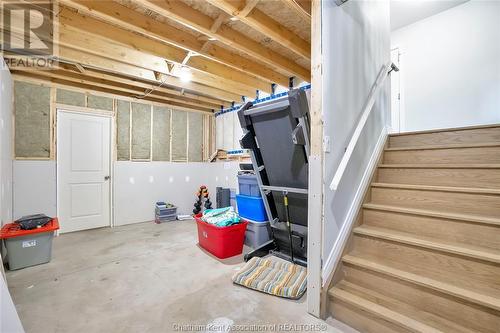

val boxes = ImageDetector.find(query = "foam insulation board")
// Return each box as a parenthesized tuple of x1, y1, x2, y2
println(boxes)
(171, 110, 187, 161)
(87, 94, 113, 111)
(56, 88, 85, 107)
(131, 102, 151, 160)
(14, 81, 51, 158)
(188, 112, 203, 162)
(152, 106, 171, 161)
(116, 100, 131, 161)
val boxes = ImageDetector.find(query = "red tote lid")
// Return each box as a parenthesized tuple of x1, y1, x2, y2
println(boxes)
(0, 218, 59, 239)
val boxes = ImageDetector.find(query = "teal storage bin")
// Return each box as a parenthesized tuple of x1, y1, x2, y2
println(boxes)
(236, 194, 267, 222)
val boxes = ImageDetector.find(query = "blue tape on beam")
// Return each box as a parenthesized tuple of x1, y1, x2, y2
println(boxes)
(215, 84, 311, 117)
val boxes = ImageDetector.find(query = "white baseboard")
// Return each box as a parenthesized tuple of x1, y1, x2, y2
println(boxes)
(321, 126, 388, 285)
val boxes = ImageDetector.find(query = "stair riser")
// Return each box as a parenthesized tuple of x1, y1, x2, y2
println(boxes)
(376, 167, 500, 189)
(330, 300, 410, 333)
(342, 265, 500, 333)
(351, 235, 500, 294)
(389, 127, 500, 148)
(370, 187, 500, 218)
(384, 147, 500, 164)
(363, 209, 500, 251)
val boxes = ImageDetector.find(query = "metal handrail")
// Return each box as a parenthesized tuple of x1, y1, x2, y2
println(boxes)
(329, 61, 398, 191)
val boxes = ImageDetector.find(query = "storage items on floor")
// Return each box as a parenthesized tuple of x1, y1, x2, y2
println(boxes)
(1, 218, 59, 270)
(193, 185, 213, 214)
(195, 208, 247, 259)
(232, 257, 307, 299)
(244, 219, 271, 249)
(155, 202, 177, 223)
(237, 173, 261, 197)
(200, 207, 240, 227)
(236, 194, 267, 222)
(236, 172, 268, 222)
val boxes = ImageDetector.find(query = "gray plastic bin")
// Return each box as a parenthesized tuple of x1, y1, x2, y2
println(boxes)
(244, 219, 271, 249)
(237, 174, 261, 197)
(5, 233, 54, 270)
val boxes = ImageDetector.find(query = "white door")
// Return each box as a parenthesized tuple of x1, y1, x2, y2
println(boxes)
(390, 48, 401, 133)
(57, 111, 111, 233)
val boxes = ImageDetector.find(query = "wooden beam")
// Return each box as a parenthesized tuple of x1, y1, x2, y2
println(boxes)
(63, 67, 227, 108)
(11, 68, 215, 111)
(57, 46, 241, 102)
(58, 7, 273, 94)
(238, 0, 260, 17)
(138, 0, 310, 80)
(11, 71, 214, 113)
(59, 0, 289, 87)
(206, 0, 311, 59)
(57, 25, 259, 98)
(282, 0, 311, 23)
(74, 63, 85, 73)
(307, 0, 323, 319)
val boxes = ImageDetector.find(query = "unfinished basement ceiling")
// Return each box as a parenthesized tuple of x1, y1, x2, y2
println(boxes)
(6, 0, 312, 112)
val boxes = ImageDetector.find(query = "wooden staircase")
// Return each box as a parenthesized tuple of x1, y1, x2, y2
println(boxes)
(328, 124, 500, 333)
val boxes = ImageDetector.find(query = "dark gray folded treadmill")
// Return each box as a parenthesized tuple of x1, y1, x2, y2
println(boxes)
(238, 88, 310, 266)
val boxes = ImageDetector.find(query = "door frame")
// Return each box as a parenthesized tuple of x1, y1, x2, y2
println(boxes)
(390, 45, 405, 133)
(56, 107, 115, 232)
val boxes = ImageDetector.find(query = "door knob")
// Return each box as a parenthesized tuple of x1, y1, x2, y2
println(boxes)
(104, 175, 111, 181)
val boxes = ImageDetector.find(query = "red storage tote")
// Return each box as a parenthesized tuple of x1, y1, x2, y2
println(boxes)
(195, 213, 248, 259)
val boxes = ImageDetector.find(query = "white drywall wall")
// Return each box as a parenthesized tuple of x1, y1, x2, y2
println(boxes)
(1, 274, 24, 333)
(392, 0, 500, 132)
(12, 160, 239, 226)
(113, 161, 239, 226)
(13, 161, 57, 220)
(322, 1, 391, 260)
(0, 61, 13, 227)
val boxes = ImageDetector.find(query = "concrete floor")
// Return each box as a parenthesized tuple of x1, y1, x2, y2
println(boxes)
(6, 220, 350, 333)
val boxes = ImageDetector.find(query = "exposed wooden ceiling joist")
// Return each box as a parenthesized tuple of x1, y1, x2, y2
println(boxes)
(282, 0, 311, 23)
(59, 0, 290, 87)
(59, 25, 258, 98)
(56, 47, 242, 103)
(58, 7, 273, 95)
(206, 0, 311, 59)
(11, 70, 214, 113)
(136, 0, 310, 80)
(19, 69, 215, 111)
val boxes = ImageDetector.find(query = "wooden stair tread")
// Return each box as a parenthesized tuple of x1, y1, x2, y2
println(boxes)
(330, 281, 476, 333)
(370, 182, 500, 195)
(388, 124, 500, 137)
(362, 203, 500, 226)
(385, 142, 500, 151)
(353, 225, 500, 264)
(378, 164, 500, 169)
(329, 286, 444, 333)
(342, 254, 500, 311)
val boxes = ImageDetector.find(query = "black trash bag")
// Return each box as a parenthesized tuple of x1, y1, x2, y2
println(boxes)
(15, 214, 53, 230)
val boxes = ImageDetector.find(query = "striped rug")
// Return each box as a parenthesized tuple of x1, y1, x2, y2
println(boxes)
(232, 257, 307, 299)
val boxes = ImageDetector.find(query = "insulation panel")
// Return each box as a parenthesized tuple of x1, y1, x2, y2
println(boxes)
(171, 110, 187, 161)
(14, 81, 51, 158)
(131, 102, 151, 160)
(152, 106, 171, 161)
(87, 94, 114, 111)
(56, 88, 85, 107)
(116, 100, 131, 161)
(188, 112, 203, 162)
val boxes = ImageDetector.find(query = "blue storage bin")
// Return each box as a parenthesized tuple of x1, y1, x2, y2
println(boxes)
(237, 174, 261, 197)
(236, 194, 267, 222)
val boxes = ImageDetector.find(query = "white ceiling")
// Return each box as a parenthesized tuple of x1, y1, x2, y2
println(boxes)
(391, 0, 469, 31)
